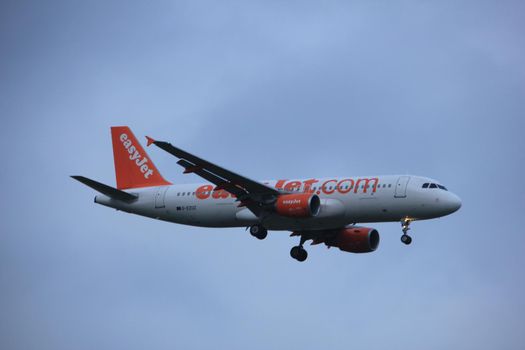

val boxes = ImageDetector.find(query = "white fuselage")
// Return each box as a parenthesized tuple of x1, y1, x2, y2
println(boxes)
(94, 175, 461, 231)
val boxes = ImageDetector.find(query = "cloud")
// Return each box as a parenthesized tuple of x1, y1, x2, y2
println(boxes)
(1, 1, 524, 349)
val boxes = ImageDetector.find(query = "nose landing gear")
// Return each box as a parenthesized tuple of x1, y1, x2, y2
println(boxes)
(401, 218, 412, 245)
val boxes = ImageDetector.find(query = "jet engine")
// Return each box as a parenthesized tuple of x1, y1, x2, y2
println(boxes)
(322, 227, 380, 253)
(275, 193, 321, 218)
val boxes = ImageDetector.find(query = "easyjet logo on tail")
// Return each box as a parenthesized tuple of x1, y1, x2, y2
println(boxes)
(111, 126, 171, 190)
(120, 133, 154, 179)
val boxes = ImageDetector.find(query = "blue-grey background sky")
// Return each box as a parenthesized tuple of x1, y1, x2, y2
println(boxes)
(1, 1, 524, 349)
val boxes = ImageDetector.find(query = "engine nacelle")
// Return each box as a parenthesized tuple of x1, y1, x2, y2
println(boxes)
(275, 193, 321, 218)
(324, 227, 380, 253)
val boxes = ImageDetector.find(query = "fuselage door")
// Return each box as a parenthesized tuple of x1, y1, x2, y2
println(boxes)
(155, 186, 169, 208)
(394, 176, 410, 198)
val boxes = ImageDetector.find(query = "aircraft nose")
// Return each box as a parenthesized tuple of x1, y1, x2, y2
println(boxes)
(446, 193, 462, 213)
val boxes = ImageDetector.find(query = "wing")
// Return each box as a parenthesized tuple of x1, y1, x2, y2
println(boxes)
(146, 136, 281, 216)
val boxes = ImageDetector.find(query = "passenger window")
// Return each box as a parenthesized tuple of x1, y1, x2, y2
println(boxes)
(388, 184, 391, 188)
(429, 184, 437, 188)
(177, 192, 180, 196)
(422, 183, 429, 188)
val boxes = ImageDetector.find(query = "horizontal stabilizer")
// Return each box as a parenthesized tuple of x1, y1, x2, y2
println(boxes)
(71, 176, 138, 202)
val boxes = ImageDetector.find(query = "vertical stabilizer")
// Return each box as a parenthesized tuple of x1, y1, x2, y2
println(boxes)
(111, 126, 171, 189)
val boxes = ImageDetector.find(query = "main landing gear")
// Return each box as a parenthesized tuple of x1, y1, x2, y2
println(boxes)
(249, 224, 267, 240)
(290, 235, 308, 262)
(400, 218, 412, 245)
(248, 225, 308, 261)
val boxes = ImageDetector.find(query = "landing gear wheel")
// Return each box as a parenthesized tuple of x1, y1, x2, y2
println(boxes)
(290, 246, 308, 262)
(400, 218, 413, 245)
(401, 234, 412, 245)
(249, 225, 267, 240)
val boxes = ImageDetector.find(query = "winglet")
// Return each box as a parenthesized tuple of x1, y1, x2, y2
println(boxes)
(145, 136, 156, 147)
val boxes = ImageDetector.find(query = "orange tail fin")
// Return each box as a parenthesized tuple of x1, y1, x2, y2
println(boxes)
(111, 126, 171, 189)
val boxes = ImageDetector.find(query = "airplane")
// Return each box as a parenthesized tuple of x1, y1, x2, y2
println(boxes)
(72, 126, 462, 262)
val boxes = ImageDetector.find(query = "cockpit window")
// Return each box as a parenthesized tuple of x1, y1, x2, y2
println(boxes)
(422, 182, 448, 190)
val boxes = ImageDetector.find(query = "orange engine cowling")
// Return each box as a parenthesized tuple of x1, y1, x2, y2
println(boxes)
(324, 227, 380, 253)
(275, 193, 321, 218)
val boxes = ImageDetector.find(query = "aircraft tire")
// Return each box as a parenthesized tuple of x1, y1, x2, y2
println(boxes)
(250, 225, 267, 240)
(290, 246, 308, 262)
(401, 234, 412, 245)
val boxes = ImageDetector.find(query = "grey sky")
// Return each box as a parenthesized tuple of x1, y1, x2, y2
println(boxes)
(1, 1, 524, 349)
